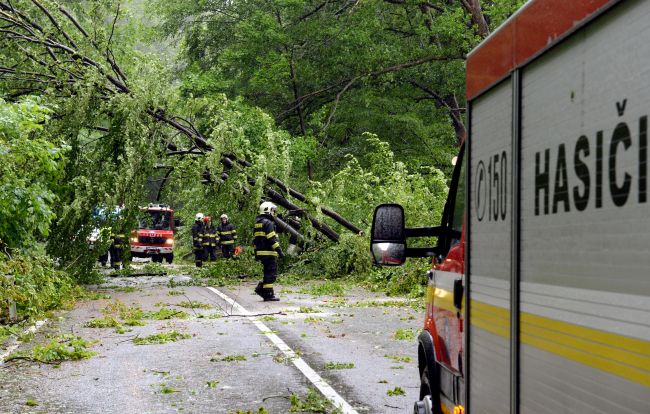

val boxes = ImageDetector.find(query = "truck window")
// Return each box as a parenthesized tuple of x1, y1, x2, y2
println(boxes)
(139, 211, 171, 230)
(451, 154, 465, 235)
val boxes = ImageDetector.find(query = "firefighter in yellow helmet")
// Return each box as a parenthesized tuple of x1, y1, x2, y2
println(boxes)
(192, 213, 205, 267)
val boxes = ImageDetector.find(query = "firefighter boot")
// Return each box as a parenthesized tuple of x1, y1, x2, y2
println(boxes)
(262, 286, 279, 302)
(254, 282, 264, 298)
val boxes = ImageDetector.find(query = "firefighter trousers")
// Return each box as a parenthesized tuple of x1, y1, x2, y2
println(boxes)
(204, 246, 217, 262)
(221, 244, 234, 258)
(255, 257, 278, 299)
(194, 246, 205, 267)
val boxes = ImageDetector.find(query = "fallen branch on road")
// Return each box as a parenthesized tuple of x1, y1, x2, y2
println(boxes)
(221, 311, 287, 318)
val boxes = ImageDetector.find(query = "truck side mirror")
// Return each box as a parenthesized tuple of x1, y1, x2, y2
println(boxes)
(453, 279, 464, 310)
(370, 204, 407, 266)
(174, 218, 182, 228)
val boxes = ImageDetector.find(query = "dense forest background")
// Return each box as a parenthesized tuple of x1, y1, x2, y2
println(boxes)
(0, 0, 524, 325)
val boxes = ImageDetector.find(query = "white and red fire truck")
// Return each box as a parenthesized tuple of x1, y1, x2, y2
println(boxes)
(371, 1, 650, 413)
(130, 204, 176, 263)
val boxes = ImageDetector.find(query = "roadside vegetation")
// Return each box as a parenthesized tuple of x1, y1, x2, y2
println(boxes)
(1, 0, 524, 344)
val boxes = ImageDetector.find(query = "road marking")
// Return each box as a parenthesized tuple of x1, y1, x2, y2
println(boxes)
(0, 320, 47, 363)
(206, 287, 359, 414)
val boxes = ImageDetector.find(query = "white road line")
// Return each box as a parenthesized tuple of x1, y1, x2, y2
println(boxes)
(206, 287, 359, 414)
(0, 320, 47, 363)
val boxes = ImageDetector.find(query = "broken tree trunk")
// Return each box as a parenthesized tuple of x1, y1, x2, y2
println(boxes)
(226, 155, 362, 235)
(272, 216, 309, 248)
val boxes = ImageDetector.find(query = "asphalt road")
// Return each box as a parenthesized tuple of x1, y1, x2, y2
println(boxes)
(0, 265, 423, 414)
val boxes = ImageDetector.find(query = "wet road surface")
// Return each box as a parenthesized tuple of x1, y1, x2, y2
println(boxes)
(0, 266, 423, 413)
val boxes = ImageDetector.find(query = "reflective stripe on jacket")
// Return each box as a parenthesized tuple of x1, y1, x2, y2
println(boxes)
(253, 215, 281, 258)
(219, 222, 237, 245)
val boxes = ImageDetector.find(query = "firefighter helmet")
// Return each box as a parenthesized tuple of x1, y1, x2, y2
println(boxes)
(195, 213, 204, 221)
(259, 202, 277, 216)
(220, 214, 228, 221)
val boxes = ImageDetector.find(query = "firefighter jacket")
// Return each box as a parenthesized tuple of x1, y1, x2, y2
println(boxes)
(253, 214, 282, 258)
(191, 221, 204, 249)
(218, 222, 237, 245)
(204, 225, 218, 247)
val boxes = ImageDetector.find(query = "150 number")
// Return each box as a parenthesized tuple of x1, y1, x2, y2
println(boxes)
(475, 151, 508, 222)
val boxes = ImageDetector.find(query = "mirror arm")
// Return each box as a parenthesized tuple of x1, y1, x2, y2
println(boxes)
(405, 247, 439, 258)
(405, 226, 443, 238)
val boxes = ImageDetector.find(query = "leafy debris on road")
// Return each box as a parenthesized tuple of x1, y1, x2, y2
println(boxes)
(206, 380, 220, 388)
(297, 306, 320, 313)
(144, 308, 190, 320)
(158, 384, 179, 394)
(386, 386, 406, 396)
(176, 301, 213, 309)
(290, 388, 340, 413)
(393, 328, 416, 341)
(323, 362, 354, 370)
(25, 399, 38, 407)
(133, 331, 191, 345)
(167, 290, 186, 296)
(298, 281, 347, 297)
(5, 334, 96, 364)
(384, 355, 413, 363)
(211, 353, 247, 362)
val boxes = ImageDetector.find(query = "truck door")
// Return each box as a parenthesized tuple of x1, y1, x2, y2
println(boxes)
(468, 78, 514, 414)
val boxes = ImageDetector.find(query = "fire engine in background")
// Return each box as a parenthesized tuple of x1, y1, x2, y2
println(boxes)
(371, 1, 650, 413)
(130, 204, 176, 263)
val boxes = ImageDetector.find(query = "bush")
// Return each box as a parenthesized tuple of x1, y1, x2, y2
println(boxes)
(0, 253, 76, 320)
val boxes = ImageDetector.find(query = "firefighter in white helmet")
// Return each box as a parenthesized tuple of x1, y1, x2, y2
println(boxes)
(192, 213, 205, 267)
(218, 213, 237, 258)
(253, 202, 284, 301)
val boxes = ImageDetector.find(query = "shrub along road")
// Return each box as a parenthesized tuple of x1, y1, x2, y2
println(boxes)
(0, 266, 422, 413)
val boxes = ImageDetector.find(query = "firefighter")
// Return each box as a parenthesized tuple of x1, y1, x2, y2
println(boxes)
(203, 216, 218, 262)
(218, 214, 237, 259)
(253, 202, 284, 301)
(192, 213, 205, 267)
(109, 228, 126, 270)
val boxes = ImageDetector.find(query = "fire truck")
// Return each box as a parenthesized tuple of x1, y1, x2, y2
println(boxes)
(130, 204, 176, 263)
(371, 1, 650, 413)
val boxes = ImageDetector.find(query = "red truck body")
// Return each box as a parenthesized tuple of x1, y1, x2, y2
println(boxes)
(130, 204, 175, 263)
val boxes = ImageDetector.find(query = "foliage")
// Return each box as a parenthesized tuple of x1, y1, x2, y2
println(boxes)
(175, 301, 213, 309)
(393, 328, 417, 341)
(289, 388, 339, 413)
(0, 252, 76, 319)
(133, 330, 191, 345)
(0, 98, 64, 251)
(386, 386, 406, 396)
(7, 334, 96, 363)
(323, 362, 354, 370)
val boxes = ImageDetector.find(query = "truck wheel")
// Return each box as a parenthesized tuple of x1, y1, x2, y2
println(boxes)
(419, 364, 442, 414)
(165, 253, 173, 264)
(152, 255, 162, 263)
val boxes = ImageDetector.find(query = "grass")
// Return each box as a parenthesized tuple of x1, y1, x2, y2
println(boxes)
(323, 362, 355, 370)
(133, 331, 191, 345)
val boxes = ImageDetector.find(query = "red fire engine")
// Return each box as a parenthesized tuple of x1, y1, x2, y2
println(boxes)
(130, 204, 176, 263)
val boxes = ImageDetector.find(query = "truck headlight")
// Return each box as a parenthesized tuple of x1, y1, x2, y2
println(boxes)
(130, 237, 138, 243)
(165, 238, 174, 245)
